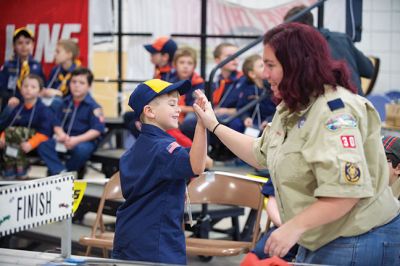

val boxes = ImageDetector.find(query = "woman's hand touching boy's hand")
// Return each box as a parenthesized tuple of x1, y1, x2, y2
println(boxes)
(193, 90, 219, 131)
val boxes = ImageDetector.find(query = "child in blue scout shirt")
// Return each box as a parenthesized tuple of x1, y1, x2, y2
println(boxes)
(236, 54, 276, 136)
(42, 39, 81, 111)
(144, 36, 178, 81)
(37, 68, 105, 176)
(0, 27, 45, 108)
(0, 74, 53, 179)
(112, 79, 207, 265)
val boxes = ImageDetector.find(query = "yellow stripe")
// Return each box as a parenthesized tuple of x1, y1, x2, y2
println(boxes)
(144, 79, 171, 93)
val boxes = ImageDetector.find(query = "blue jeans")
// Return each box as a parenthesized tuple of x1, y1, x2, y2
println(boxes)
(37, 138, 97, 175)
(296, 214, 400, 265)
(252, 226, 298, 262)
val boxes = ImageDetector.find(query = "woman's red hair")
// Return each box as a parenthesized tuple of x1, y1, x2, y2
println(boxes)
(263, 22, 356, 112)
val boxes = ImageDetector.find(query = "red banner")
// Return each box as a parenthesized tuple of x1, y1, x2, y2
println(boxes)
(0, 0, 88, 79)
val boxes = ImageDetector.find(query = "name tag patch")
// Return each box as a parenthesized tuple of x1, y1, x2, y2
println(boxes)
(340, 135, 356, 148)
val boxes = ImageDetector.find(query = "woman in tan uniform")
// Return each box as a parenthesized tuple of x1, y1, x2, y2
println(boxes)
(193, 22, 400, 265)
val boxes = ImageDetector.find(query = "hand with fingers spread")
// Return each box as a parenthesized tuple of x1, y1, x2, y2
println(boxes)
(192, 89, 219, 131)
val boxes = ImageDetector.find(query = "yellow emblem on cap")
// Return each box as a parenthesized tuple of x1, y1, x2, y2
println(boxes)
(144, 79, 172, 93)
(343, 162, 361, 184)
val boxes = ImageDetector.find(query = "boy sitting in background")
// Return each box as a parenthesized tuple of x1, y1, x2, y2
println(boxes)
(144, 36, 177, 81)
(236, 54, 276, 137)
(37, 68, 105, 177)
(0, 74, 53, 179)
(169, 46, 205, 139)
(42, 39, 81, 110)
(382, 135, 400, 199)
(113, 79, 207, 264)
(0, 27, 45, 108)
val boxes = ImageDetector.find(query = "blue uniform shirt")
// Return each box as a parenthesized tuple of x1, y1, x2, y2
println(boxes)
(55, 94, 105, 137)
(46, 62, 80, 96)
(113, 124, 195, 265)
(213, 71, 245, 108)
(0, 56, 45, 100)
(261, 178, 275, 197)
(0, 98, 53, 137)
(236, 77, 276, 124)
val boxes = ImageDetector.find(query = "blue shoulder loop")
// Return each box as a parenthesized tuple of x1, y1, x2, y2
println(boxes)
(327, 98, 345, 111)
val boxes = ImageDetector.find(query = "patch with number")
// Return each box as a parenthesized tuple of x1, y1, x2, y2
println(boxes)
(340, 135, 356, 148)
(343, 162, 361, 184)
(325, 114, 357, 131)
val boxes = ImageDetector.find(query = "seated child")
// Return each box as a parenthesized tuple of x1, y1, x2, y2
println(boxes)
(168, 46, 205, 139)
(37, 68, 105, 176)
(0, 74, 53, 179)
(144, 36, 177, 81)
(382, 135, 400, 199)
(236, 54, 276, 136)
(113, 79, 207, 265)
(42, 39, 81, 110)
(0, 27, 45, 108)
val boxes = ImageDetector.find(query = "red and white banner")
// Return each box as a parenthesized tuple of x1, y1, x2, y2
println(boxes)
(0, 0, 88, 77)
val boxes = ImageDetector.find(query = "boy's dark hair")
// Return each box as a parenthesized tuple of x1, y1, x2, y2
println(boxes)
(242, 54, 262, 79)
(284, 5, 314, 26)
(71, 67, 94, 86)
(213, 42, 237, 59)
(24, 74, 44, 90)
(13, 27, 34, 43)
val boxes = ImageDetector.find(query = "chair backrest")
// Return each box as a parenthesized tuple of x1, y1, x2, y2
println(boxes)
(91, 172, 123, 235)
(361, 56, 380, 96)
(366, 94, 392, 121)
(188, 172, 262, 210)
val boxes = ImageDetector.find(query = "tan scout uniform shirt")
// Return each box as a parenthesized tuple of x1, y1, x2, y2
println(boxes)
(391, 178, 400, 199)
(253, 85, 400, 251)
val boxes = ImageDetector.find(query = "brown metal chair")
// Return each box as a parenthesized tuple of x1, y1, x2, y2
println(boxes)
(79, 172, 123, 257)
(186, 172, 264, 257)
(361, 56, 380, 96)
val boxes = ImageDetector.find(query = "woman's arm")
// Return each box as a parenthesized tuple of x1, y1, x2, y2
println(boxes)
(193, 90, 263, 169)
(266, 196, 282, 227)
(265, 197, 359, 258)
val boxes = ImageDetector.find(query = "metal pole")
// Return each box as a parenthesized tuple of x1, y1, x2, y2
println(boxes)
(117, 0, 122, 115)
(200, 0, 207, 79)
(317, 1, 325, 29)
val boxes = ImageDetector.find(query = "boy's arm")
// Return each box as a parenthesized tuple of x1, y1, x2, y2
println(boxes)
(66, 129, 101, 146)
(189, 122, 207, 175)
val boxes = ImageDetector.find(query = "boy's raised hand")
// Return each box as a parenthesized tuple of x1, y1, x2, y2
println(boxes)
(193, 90, 219, 131)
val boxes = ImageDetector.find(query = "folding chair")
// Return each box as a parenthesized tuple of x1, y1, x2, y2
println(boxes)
(79, 172, 123, 257)
(186, 172, 264, 257)
(361, 56, 380, 96)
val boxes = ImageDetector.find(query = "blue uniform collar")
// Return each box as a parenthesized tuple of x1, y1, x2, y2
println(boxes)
(65, 93, 94, 105)
(141, 124, 174, 139)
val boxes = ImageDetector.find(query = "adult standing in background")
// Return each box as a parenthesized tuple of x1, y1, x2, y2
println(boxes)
(284, 5, 374, 95)
(193, 22, 400, 265)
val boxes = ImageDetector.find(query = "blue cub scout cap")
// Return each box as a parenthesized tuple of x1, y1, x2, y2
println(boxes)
(128, 79, 191, 119)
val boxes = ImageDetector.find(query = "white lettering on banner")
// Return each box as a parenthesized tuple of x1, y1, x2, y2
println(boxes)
(0, 174, 74, 237)
(34, 24, 61, 62)
(3, 24, 81, 62)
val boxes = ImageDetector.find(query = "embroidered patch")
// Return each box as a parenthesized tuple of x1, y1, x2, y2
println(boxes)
(340, 135, 356, 148)
(166, 141, 180, 154)
(298, 116, 306, 128)
(325, 114, 357, 131)
(343, 162, 361, 184)
(93, 108, 105, 123)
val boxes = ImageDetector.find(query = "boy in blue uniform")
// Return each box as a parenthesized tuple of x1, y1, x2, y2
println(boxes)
(112, 79, 207, 265)
(37, 68, 105, 176)
(236, 54, 276, 136)
(0, 27, 45, 108)
(144, 36, 177, 81)
(42, 39, 81, 111)
(0, 74, 53, 179)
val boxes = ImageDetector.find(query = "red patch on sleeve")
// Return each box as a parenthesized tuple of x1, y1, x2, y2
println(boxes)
(340, 135, 356, 148)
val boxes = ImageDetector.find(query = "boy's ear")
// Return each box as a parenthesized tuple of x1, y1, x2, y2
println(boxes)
(143, 105, 155, 119)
